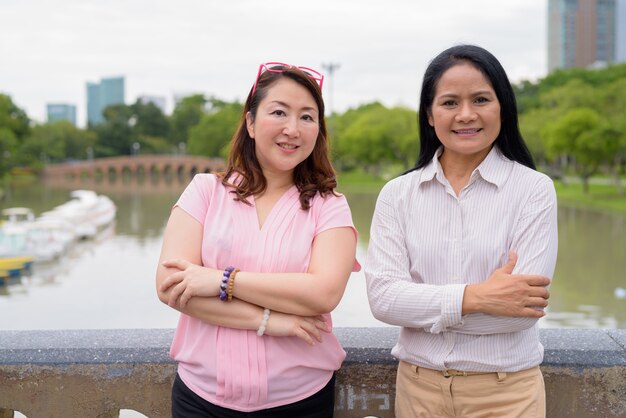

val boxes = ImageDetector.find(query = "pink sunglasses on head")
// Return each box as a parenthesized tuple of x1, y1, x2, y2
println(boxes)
(251, 62, 325, 95)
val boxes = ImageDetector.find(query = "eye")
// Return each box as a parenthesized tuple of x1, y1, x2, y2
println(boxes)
(301, 114, 316, 122)
(271, 109, 286, 116)
(441, 100, 456, 107)
(474, 96, 490, 104)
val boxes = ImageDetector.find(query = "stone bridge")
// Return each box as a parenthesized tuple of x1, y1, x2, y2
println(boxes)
(42, 155, 226, 180)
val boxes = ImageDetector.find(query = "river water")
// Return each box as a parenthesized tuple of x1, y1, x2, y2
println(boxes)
(1, 176, 625, 330)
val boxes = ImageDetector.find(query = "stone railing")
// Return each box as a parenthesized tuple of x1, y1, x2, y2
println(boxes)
(0, 328, 624, 418)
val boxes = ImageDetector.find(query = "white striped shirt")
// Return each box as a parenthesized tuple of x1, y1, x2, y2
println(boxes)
(365, 146, 558, 372)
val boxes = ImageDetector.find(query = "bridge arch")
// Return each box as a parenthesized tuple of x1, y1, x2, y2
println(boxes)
(43, 155, 226, 181)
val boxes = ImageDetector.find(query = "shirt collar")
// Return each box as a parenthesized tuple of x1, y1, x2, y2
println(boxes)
(473, 146, 513, 189)
(418, 146, 513, 190)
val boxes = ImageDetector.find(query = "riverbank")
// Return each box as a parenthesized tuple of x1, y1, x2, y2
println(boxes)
(337, 170, 626, 215)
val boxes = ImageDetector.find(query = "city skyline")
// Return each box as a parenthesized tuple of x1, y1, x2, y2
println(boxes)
(0, 0, 586, 127)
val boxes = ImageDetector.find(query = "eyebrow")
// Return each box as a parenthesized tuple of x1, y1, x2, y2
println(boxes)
(437, 90, 495, 99)
(268, 100, 317, 112)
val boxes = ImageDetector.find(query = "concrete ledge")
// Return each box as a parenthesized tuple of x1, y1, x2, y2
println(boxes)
(1, 328, 625, 417)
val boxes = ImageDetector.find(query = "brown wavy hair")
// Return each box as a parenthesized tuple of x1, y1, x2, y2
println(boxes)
(218, 64, 337, 210)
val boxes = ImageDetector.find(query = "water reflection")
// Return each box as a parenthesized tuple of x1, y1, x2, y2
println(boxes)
(0, 176, 624, 329)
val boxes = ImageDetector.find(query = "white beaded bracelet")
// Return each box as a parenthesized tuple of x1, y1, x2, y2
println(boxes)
(257, 308, 271, 337)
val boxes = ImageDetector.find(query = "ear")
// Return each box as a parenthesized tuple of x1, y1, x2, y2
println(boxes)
(245, 111, 255, 139)
(427, 113, 434, 127)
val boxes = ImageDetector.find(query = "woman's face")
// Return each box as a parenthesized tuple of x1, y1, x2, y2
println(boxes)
(428, 62, 501, 161)
(246, 78, 319, 179)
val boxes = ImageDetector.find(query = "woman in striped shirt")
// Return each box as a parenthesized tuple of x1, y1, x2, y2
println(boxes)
(365, 44, 558, 418)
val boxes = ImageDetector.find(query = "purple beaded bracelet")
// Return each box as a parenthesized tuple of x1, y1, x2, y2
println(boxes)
(219, 266, 235, 301)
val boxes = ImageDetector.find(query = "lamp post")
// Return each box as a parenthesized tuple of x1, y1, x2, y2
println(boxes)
(321, 62, 340, 135)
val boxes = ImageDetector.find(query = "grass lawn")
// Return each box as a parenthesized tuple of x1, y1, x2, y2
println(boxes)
(553, 180, 626, 215)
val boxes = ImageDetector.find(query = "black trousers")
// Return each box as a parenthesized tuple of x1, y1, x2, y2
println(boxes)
(172, 372, 336, 418)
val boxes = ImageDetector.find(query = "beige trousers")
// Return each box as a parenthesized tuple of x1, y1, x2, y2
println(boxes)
(395, 360, 546, 418)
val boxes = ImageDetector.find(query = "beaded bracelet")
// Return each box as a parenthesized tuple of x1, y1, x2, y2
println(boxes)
(219, 266, 235, 301)
(227, 269, 239, 301)
(257, 308, 271, 336)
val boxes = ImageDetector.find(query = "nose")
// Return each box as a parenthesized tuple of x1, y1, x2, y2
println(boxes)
(282, 116, 300, 138)
(455, 102, 477, 123)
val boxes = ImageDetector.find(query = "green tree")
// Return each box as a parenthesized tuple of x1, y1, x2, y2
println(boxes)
(92, 104, 137, 157)
(169, 94, 208, 146)
(545, 108, 614, 192)
(16, 121, 96, 171)
(187, 101, 243, 158)
(333, 103, 418, 174)
(0, 94, 30, 141)
(0, 128, 18, 177)
(131, 100, 170, 139)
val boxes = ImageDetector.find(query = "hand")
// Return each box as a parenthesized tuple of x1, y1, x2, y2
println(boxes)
(264, 312, 330, 346)
(160, 259, 221, 308)
(463, 251, 551, 318)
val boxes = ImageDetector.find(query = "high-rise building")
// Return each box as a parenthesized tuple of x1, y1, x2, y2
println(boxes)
(86, 76, 125, 126)
(548, 0, 617, 71)
(617, 0, 626, 61)
(46, 103, 77, 125)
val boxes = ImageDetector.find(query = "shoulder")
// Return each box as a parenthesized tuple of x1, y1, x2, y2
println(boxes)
(191, 173, 219, 187)
(510, 163, 554, 189)
(310, 190, 350, 212)
(378, 169, 423, 202)
(508, 163, 556, 203)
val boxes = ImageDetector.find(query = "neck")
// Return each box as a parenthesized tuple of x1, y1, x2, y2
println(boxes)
(439, 147, 491, 194)
(262, 170, 294, 194)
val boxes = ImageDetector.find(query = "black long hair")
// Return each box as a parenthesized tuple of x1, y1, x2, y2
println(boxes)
(410, 44, 535, 172)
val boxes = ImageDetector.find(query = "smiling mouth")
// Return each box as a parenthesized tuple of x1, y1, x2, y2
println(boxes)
(453, 128, 481, 135)
(278, 143, 298, 150)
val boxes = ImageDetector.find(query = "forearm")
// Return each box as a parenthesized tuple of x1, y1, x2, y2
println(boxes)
(160, 284, 266, 330)
(231, 227, 356, 316)
(366, 273, 465, 333)
(232, 271, 335, 316)
(449, 313, 539, 335)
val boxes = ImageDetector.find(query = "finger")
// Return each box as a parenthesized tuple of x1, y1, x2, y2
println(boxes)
(179, 287, 192, 309)
(315, 319, 329, 333)
(160, 270, 188, 292)
(301, 319, 323, 342)
(526, 297, 549, 308)
(168, 282, 185, 307)
(500, 251, 518, 274)
(527, 286, 550, 299)
(521, 275, 551, 287)
(295, 328, 314, 346)
(520, 307, 545, 318)
(314, 316, 330, 333)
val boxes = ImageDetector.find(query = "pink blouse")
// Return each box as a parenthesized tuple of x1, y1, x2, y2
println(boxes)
(169, 174, 359, 412)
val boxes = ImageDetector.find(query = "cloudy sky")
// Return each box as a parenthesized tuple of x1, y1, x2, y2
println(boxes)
(1, 0, 547, 126)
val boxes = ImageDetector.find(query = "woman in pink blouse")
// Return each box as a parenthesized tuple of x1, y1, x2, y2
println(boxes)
(156, 62, 359, 417)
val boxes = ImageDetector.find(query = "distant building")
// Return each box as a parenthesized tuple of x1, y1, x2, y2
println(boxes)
(617, 0, 626, 61)
(548, 0, 617, 71)
(86, 76, 125, 126)
(46, 103, 76, 125)
(138, 95, 167, 114)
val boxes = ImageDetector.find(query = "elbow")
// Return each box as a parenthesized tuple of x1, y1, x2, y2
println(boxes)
(307, 287, 345, 315)
(156, 286, 169, 305)
(155, 277, 170, 306)
(369, 301, 392, 323)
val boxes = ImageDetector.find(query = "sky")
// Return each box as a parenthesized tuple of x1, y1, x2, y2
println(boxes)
(0, 0, 547, 127)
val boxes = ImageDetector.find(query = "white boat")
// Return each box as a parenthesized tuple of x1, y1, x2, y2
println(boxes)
(43, 190, 117, 239)
(0, 207, 73, 262)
